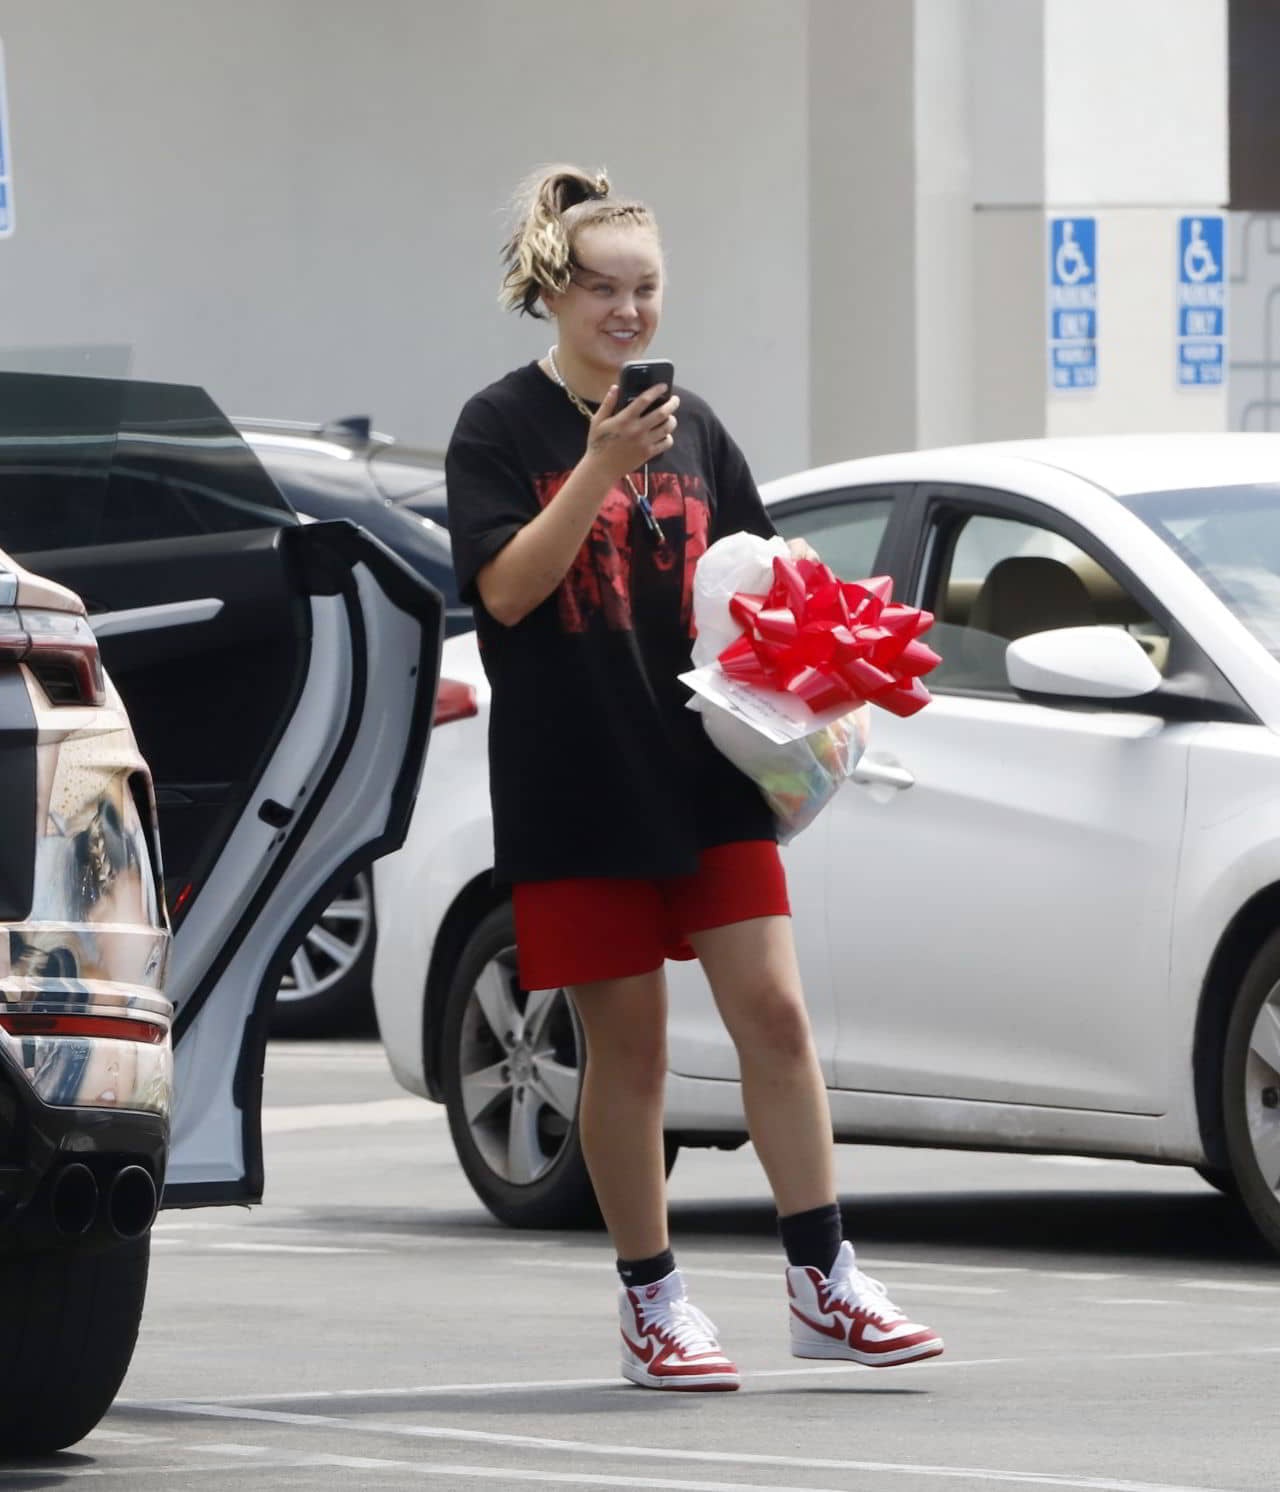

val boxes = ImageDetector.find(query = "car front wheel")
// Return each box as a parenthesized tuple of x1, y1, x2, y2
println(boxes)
(1222, 929, 1280, 1254)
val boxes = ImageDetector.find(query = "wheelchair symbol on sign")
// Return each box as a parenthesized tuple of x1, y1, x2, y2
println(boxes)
(1183, 219, 1218, 283)
(1055, 222, 1091, 286)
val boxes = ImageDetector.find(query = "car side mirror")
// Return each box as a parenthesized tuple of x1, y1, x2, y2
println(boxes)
(1006, 626, 1163, 700)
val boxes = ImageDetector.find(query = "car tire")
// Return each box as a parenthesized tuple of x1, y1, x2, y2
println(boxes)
(1222, 929, 1280, 1253)
(0, 1232, 150, 1454)
(442, 904, 602, 1229)
(271, 871, 377, 1037)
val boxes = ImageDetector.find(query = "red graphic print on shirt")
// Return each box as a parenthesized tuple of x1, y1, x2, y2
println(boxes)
(533, 471, 710, 634)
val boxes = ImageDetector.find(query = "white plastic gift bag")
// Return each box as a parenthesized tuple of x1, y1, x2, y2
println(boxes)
(683, 532, 869, 842)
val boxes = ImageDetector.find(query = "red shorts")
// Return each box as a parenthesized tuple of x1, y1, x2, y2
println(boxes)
(512, 840, 790, 990)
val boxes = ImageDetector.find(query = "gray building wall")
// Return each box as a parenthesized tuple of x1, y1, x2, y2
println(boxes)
(0, 0, 810, 478)
(0, 0, 1235, 479)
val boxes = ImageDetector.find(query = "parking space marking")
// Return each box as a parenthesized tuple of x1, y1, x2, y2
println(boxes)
(262, 1098, 443, 1133)
(122, 1342, 1280, 1412)
(1176, 1278, 1280, 1294)
(1088, 1299, 1177, 1307)
(115, 1400, 1243, 1492)
(83, 1428, 172, 1444)
(207, 1242, 376, 1255)
(14, 1449, 1226, 1492)
(203, 1441, 271, 1455)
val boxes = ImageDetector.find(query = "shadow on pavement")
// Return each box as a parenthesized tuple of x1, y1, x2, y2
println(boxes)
(0, 1451, 92, 1485)
(667, 1188, 1274, 1265)
(265, 1185, 1277, 1268)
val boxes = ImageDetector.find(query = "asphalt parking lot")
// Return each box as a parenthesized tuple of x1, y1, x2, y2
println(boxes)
(5, 1038, 1279, 1491)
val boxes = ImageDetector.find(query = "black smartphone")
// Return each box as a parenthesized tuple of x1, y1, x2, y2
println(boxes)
(618, 359, 674, 414)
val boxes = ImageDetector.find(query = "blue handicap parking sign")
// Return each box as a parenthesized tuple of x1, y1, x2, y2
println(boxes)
(1048, 217, 1097, 391)
(1176, 215, 1225, 388)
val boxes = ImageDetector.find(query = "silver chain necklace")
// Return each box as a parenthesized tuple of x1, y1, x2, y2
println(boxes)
(545, 345, 663, 542)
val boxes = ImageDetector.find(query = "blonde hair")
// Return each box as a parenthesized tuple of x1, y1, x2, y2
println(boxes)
(499, 163, 658, 318)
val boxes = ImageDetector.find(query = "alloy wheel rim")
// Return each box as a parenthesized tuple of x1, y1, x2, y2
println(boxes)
(457, 944, 583, 1186)
(1245, 981, 1280, 1196)
(276, 871, 374, 1004)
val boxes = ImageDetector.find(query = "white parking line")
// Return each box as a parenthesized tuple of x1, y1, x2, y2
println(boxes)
(1177, 1278, 1280, 1294)
(208, 1243, 375, 1255)
(262, 1098, 442, 1133)
(123, 1342, 1280, 1411)
(117, 1400, 1245, 1492)
(1089, 1299, 1177, 1307)
(10, 1452, 1244, 1492)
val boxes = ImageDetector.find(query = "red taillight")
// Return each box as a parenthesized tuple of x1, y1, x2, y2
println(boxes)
(0, 1013, 166, 1045)
(0, 607, 105, 706)
(433, 677, 478, 725)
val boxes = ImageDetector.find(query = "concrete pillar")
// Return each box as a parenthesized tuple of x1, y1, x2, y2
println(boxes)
(807, 0, 1229, 464)
(972, 0, 1229, 439)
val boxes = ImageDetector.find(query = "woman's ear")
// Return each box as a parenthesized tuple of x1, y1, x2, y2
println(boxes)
(539, 287, 560, 318)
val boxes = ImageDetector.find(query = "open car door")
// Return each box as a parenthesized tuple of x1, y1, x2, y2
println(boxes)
(0, 371, 443, 1205)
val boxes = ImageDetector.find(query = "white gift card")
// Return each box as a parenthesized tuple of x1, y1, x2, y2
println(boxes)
(679, 665, 856, 745)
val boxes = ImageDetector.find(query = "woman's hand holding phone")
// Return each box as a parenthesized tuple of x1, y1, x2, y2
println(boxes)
(584, 380, 678, 484)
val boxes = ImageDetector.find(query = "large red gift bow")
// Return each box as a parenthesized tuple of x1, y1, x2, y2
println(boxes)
(717, 556, 941, 719)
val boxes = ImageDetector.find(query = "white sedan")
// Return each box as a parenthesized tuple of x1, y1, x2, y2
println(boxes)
(373, 432, 1280, 1254)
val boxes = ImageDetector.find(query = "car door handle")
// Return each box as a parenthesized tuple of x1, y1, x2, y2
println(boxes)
(851, 757, 915, 791)
(89, 598, 224, 639)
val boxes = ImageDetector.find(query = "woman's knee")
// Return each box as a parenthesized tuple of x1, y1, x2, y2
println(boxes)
(571, 975, 668, 1098)
(728, 983, 814, 1064)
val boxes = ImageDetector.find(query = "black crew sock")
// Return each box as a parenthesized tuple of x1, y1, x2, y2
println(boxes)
(616, 1248, 677, 1289)
(778, 1202, 843, 1277)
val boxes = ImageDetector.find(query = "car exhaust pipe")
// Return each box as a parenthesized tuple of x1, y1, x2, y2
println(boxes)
(48, 1162, 99, 1238)
(104, 1164, 158, 1240)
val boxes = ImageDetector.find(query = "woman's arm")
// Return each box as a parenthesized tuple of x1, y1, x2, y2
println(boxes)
(476, 383, 678, 626)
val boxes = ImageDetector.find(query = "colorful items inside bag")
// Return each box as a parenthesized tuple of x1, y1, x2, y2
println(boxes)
(684, 532, 939, 841)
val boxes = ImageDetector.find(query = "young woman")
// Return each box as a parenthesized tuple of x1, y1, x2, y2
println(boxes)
(446, 164, 943, 1391)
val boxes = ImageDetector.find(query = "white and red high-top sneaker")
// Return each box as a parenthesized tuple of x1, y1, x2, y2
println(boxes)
(787, 1242, 944, 1367)
(619, 1269, 740, 1391)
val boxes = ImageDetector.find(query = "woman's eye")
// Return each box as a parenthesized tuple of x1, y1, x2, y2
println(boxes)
(592, 284, 614, 296)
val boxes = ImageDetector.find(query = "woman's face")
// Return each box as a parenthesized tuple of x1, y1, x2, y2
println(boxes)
(545, 224, 664, 384)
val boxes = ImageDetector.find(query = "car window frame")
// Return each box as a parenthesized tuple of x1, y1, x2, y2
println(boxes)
(767, 482, 917, 590)
(897, 482, 1249, 718)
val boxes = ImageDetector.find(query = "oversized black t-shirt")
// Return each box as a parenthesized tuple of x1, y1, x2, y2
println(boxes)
(446, 360, 778, 884)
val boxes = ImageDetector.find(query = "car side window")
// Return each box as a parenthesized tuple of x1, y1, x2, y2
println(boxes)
(770, 493, 895, 580)
(925, 510, 1172, 694)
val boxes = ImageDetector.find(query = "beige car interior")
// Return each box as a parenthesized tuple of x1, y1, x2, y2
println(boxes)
(941, 532, 1171, 678)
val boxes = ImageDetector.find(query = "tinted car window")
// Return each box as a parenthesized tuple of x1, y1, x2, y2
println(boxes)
(247, 435, 471, 634)
(0, 373, 295, 554)
(770, 493, 895, 579)
(1122, 483, 1280, 656)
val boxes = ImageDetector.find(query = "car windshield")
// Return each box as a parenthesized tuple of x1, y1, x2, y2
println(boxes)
(1121, 483, 1280, 654)
(368, 444, 447, 506)
(0, 371, 297, 554)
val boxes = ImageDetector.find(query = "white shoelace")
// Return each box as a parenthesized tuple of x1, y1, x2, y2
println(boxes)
(639, 1297, 723, 1355)
(826, 1268, 907, 1324)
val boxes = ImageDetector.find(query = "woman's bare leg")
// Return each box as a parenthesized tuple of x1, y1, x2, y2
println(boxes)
(688, 916, 835, 1216)
(568, 966, 670, 1260)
